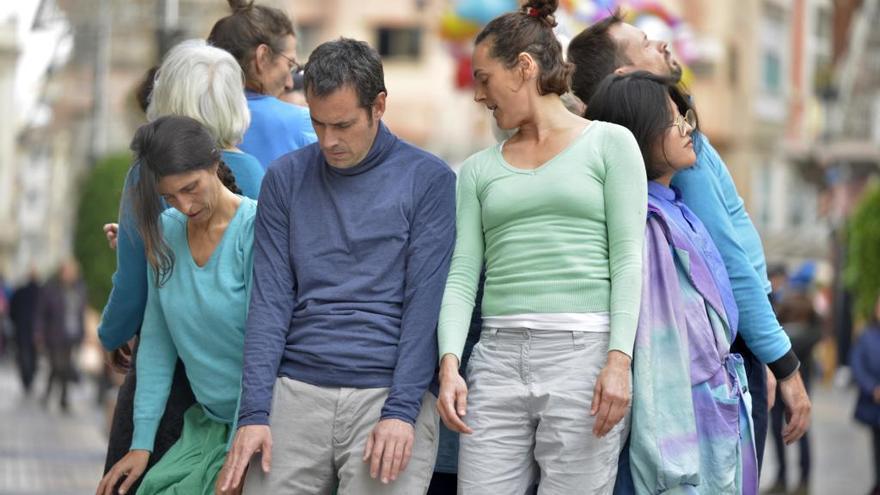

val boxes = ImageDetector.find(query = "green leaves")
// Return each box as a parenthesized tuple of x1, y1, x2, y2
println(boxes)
(73, 153, 131, 309)
(845, 181, 880, 322)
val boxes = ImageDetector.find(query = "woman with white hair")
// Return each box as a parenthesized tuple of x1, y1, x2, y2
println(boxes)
(146, 39, 264, 199)
(97, 39, 262, 495)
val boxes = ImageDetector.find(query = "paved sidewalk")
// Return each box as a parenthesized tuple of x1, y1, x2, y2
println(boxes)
(0, 356, 874, 494)
(0, 359, 106, 495)
(760, 382, 873, 495)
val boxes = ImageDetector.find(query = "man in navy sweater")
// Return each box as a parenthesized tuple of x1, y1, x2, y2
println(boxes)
(220, 38, 456, 495)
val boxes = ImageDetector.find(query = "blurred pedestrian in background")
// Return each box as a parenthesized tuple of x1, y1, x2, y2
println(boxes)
(767, 262, 822, 495)
(850, 294, 880, 495)
(0, 272, 10, 357)
(35, 259, 86, 413)
(208, 0, 316, 169)
(10, 268, 41, 395)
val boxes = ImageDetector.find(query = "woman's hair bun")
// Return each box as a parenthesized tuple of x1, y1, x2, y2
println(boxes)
(523, 0, 559, 27)
(227, 0, 255, 13)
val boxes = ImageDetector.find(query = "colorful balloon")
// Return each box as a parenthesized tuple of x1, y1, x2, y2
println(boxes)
(438, 11, 481, 42)
(455, 0, 517, 25)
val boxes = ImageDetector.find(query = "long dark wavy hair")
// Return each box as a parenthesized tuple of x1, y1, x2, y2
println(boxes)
(585, 71, 698, 180)
(129, 115, 239, 286)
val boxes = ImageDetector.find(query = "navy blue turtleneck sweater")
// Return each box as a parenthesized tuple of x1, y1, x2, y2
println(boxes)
(238, 122, 456, 427)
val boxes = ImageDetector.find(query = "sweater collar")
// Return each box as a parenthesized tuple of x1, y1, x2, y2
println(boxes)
(325, 121, 396, 176)
(647, 180, 679, 202)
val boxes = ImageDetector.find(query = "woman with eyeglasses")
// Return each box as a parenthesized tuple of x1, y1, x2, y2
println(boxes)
(208, 0, 316, 169)
(586, 71, 759, 495)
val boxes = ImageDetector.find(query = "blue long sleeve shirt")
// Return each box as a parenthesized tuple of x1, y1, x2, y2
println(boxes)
(671, 133, 798, 377)
(97, 155, 264, 351)
(238, 122, 456, 427)
(240, 91, 317, 169)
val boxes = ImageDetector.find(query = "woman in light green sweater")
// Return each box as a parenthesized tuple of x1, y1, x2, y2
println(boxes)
(436, 1, 647, 493)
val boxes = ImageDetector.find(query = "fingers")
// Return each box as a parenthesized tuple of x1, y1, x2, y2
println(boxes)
(590, 381, 603, 416)
(379, 438, 398, 483)
(363, 430, 374, 462)
(97, 465, 125, 495)
(592, 394, 614, 437)
(369, 432, 386, 480)
(454, 386, 468, 417)
(782, 402, 810, 444)
(436, 384, 472, 434)
(224, 439, 256, 491)
(261, 437, 272, 473)
(400, 436, 413, 474)
(117, 463, 145, 495)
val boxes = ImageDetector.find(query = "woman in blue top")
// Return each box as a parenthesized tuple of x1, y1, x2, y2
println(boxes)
(851, 295, 880, 495)
(99, 39, 264, 490)
(97, 115, 256, 495)
(208, 0, 317, 169)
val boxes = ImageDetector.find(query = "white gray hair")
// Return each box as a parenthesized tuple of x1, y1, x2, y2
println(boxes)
(146, 39, 250, 148)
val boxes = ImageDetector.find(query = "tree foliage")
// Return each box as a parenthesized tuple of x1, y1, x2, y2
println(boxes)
(73, 153, 131, 309)
(846, 181, 880, 322)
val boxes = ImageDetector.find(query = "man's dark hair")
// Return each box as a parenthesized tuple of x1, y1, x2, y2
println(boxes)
(303, 38, 386, 111)
(474, 0, 572, 96)
(585, 71, 697, 180)
(567, 9, 629, 108)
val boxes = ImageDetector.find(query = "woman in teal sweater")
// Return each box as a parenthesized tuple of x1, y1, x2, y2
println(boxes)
(436, 1, 646, 493)
(97, 115, 256, 495)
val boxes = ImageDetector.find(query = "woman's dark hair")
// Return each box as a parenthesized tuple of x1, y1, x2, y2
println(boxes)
(135, 66, 159, 114)
(585, 71, 697, 180)
(474, 0, 572, 96)
(130, 115, 239, 285)
(303, 38, 386, 113)
(207, 0, 295, 93)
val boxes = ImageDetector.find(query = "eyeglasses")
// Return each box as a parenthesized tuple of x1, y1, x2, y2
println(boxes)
(670, 109, 696, 137)
(274, 49, 302, 75)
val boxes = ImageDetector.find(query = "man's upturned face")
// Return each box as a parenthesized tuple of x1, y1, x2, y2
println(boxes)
(610, 22, 682, 80)
(307, 85, 385, 168)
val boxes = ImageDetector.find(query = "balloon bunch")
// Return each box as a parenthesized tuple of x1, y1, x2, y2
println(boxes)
(436, 0, 699, 90)
(438, 0, 517, 89)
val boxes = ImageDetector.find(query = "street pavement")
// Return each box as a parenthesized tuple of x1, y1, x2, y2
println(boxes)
(0, 358, 105, 495)
(0, 356, 874, 494)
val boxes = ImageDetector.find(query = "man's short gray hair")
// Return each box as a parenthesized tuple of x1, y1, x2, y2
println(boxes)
(147, 39, 250, 148)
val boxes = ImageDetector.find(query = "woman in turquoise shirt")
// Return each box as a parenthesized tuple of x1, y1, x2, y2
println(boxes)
(99, 39, 265, 490)
(97, 115, 256, 495)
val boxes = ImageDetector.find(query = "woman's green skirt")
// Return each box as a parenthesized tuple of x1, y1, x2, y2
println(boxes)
(137, 405, 230, 495)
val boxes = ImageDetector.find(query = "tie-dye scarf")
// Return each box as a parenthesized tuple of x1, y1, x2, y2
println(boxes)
(626, 183, 758, 495)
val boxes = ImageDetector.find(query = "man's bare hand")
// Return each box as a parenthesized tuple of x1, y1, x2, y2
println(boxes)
(778, 371, 811, 444)
(363, 418, 414, 484)
(220, 425, 272, 492)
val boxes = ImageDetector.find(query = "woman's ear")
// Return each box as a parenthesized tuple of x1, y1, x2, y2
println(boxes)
(253, 43, 272, 75)
(517, 52, 538, 80)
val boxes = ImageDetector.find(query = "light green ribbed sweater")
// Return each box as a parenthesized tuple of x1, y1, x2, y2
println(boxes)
(438, 121, 647, 359)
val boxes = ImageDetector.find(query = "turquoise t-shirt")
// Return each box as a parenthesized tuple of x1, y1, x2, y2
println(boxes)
(131, 198, 257, 452)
